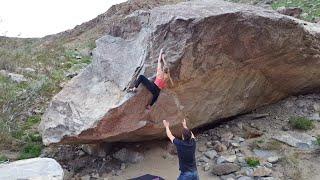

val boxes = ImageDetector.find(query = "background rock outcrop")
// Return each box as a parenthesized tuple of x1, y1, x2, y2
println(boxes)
(0, 158, 63, 180)
(39, 0, 320, 145)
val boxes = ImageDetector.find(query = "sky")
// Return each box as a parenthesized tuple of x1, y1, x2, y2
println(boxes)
(0, 0, 127, 38)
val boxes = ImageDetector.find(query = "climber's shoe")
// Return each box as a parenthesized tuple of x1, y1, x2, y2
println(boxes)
(127, 87, 137, 93)
(146, 105, 151, 110)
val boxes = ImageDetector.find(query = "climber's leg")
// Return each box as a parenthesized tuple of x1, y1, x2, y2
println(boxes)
(128, 75, 149, 92)
(149, 89, 160, 107)
(134, 75, 161, 108)
(135, 75, 154, 91)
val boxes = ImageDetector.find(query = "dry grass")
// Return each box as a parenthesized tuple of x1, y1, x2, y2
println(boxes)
(279, 153, 303, 180)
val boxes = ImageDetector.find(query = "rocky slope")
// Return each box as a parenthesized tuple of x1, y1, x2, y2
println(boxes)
(39, 0, 320, 145)
(42, 93, 320, 180)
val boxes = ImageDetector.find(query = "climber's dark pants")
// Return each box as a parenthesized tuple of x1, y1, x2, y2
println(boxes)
(135, 75, 160, 106)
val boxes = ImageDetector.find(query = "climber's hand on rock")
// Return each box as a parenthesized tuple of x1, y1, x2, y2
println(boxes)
(163, 120, 169, 128)
(161, 53, 166, 60)
(160, 48, 164, 55)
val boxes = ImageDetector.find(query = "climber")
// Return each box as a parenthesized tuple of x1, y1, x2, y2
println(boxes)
(128, 49, 174, 110)
(163, 118, 199, 180)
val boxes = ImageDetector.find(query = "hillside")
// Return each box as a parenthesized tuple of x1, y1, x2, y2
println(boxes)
(0, 0, 185, 158)
(0, 0, 320, 179)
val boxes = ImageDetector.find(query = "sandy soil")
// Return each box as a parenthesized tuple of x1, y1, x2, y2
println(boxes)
(104, 142, 218, 180)
(103, 94, 320, 180)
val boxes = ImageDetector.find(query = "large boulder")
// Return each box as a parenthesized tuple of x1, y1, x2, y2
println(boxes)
(0, 158, 63, 180)
(39, 0, 320, 145)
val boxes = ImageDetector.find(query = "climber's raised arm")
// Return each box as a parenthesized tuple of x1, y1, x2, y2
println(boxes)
(163, 120, 175, 143)
(167, 70, 174, 86)
(162, 52, 168, 67)
(161, 54, 174, 86)
(157, 49, 164, 76)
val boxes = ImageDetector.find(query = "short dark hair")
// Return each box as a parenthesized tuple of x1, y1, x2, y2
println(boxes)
(182, 128, 192, 141)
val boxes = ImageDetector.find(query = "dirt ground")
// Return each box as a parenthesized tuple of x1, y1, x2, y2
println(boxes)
(104, 142, 219, 180)
(21, 93, 320, 180)
(102, 94, 320, 180)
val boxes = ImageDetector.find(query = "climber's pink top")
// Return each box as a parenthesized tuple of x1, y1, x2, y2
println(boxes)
(154, 76, 167, 89)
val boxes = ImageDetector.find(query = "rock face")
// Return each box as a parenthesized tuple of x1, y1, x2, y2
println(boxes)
(0, 158, 63, 180)
(211, 163, 240, 175)
(277, 7, 303, 18)
(0, 70, 28, 83)
(39, 0, 320, 145)
(113, 148, 144, 163)
(273, 131, 317, 149)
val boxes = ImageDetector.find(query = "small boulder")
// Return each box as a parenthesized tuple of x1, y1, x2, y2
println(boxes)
(217, 155, 237, 164)
(231, 142, 240, 147)
(237, 156, 246, 164)
(23, 67, 36, 73)
(277, 7, 303, 18)
(65, 72, 78, 78)
(213, 141, 227, 152)
(198, 146, 207, 152)
(238, 167, 254, 176)
(0, 158, 63, 180)
(284, 101, 294, 108)
(262, 0, 273, 5)
(113, 148, 144, 163)
(267, 156, 279, 163)
(313, 103, 320, 112)
(206, 141, 213, 148)
(237, 123, 243, 130)
(301, 13, 309, 18)
(17, 67, 36, 73)
(199, 156, 210, 163)
(203, 164, 210, 171)
(273, 132, 317, 149)
(281, 126, 289, 131)
(63, 169, 74, 180)
(252, 166, 272, 177)
(120, 163, 126, 170)
(236, 137, 245, 143)
(310, 113, 320, 121)
(204, 150, 217, 159)
(8, 73, 27, 83)
(237, 176, 254, 180)
(220, 174, 236, 180)
(211, 163, 240, 176)
(253, 149, 276, 159)
(264, 162, 273, 168)
(32, 108, 44, 115)
(296, 100, 307, 108)
(81, 143, 111, 157)
(260, 177, 275, 180)
(80, 175, 91, 180)
(76, 150, 85, 156)
(221, 132, 234, 141)
(0, 70, 7, 76)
